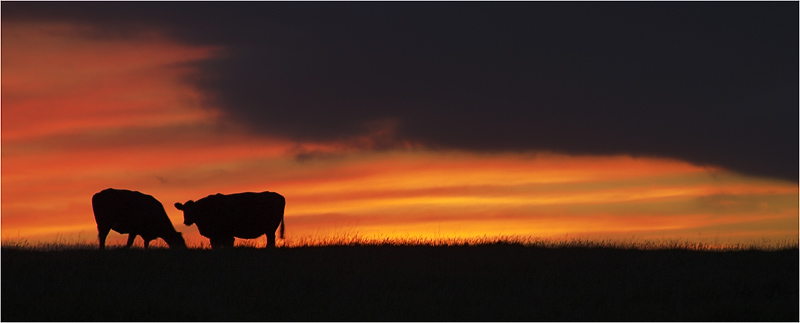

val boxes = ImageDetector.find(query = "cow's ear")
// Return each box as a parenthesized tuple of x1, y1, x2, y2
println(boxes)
(174, 202, 184, 210)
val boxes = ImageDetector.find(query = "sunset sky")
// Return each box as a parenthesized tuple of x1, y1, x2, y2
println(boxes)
(2, 2, 797, 248)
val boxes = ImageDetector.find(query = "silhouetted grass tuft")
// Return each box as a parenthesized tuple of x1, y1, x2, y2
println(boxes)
(4, 233, 798, 251)
(278, 233, 798, 251)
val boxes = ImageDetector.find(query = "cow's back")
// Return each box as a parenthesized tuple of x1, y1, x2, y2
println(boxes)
(92, 188, 172, 234)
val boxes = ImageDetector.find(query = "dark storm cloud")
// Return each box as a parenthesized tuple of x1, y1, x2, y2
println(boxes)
(5, 2, 797, 181)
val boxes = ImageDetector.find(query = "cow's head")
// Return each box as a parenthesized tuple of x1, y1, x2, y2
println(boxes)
(164, 231, 187, 249)
(174, 200, 197, 226)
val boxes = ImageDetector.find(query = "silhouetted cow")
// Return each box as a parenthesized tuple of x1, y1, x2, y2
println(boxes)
(174, 191, 285, 249)
(92, 188, 186, 250)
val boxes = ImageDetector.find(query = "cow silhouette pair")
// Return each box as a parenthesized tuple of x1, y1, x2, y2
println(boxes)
(92, 188, 285, 250)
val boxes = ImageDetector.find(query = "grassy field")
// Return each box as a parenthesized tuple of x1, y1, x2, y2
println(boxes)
(2, 242, 798, 321)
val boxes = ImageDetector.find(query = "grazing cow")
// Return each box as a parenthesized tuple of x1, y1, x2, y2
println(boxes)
(92, 188, 187, 250)
(174, 191, 285, 249)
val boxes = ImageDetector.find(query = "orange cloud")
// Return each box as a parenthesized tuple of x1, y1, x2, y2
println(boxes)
(2, 22, 220, 140)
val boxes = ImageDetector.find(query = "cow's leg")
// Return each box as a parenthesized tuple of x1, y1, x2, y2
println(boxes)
(209, 236, 235, 249)
(126, 234, 137, 249)
(209, 238, 223, 249)
(98, 227, 110, 250)
(224, 236, 235, 248)
(266, 232, 276, 248)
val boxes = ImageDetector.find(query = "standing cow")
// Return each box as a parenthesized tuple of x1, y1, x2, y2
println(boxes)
(92, 188, 187, 250)
(174, 191, 285, 249)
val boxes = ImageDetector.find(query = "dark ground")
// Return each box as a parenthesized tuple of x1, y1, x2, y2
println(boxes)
(2, 244, 798, 321)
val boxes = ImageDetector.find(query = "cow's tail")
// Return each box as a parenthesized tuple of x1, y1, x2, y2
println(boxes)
(277, 193, 286, 240)
(279, 199, 285, 240)
(279, 217, 285, 240)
